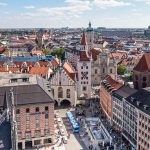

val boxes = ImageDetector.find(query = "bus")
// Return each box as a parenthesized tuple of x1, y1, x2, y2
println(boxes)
(66, 112, 80, 133)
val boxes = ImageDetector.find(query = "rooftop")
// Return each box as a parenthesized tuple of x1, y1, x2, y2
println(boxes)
(126, 88, 150, 115)
(133, 53, 150, 72)
(0, 84, 53, 107)
(113, 85, 137, 100)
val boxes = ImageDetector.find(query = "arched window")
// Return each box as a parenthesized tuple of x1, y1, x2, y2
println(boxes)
(58, 87, 63, 98)
(66, 89, 70, 98)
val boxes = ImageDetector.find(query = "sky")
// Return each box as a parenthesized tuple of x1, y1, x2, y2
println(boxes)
(0, 0, 150, 28)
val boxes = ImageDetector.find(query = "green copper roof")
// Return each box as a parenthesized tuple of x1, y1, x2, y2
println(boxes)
(86, 21, 93, 32)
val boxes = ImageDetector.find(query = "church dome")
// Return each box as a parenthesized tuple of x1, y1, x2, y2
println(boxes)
(86, 22, 93, 32)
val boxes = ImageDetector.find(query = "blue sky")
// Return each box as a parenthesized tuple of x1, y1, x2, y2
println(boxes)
(0, 0, 150, 28)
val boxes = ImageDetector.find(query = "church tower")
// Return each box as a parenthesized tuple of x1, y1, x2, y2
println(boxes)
(99, 50, 117, 80)
(77, 32, 92, 99)
(86, 22, 94, 51)
(35, 29, 44, 48)
(80, 31, 88, 52)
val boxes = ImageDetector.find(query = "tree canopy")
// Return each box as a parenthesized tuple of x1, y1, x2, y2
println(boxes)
(117, 64, 127, 75)
(51, 48, 65, 58)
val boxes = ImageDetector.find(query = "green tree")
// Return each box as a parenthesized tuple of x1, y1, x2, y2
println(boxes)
(42, 49, 50, 55)
(51, 48, 65, 58)
(117, 64, 127, 75)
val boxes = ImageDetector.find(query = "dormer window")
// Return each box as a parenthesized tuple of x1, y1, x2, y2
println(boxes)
(11, 79, 17, 83)
(137, 101, 141, 106)
(143, 105, 148, 110)
(131, 97, 134, 102)
(22, 78, 29, 82)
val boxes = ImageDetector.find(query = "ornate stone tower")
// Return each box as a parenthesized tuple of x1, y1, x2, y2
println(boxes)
(86, 22, 94, 51)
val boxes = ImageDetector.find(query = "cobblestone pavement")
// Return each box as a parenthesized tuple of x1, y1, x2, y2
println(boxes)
(54, 108, 88, 150)
(54, 100, 128, 150)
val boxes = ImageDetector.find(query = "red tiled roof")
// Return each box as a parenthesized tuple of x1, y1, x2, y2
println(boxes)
(91, 49, 100, 61)
(0, 61, 4, 66)
(81, 32, 87, 45)
(0, 47, 5, 51)
(39, 61, 49, 67)
(29, 67, 49, 77)
(134, 53, 150, 72)
(0, 67, 19, 72)
(105, 75, 124, 90)
(111, 52, 127, 60)
(80, 51, 90, 61)
(51, 58, 59, 69)
(63, 62, 76, 80)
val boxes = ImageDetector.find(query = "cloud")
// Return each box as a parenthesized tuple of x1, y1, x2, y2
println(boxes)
(24, 5, 35, 9)
(93, 0, 131, 8)
(0, 2, 7, 6)
(135, 0, 150, 4)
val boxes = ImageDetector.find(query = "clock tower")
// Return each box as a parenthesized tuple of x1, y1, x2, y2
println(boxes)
(77, 51, 92, 99)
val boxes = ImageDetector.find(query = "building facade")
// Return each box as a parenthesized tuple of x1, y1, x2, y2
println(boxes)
(50, 61, 77, 106)
(100, 75, 123, 121)
(0, 74, 55, 150)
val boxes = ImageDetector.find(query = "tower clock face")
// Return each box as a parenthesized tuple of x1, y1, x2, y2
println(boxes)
(81, 72, 88, 79)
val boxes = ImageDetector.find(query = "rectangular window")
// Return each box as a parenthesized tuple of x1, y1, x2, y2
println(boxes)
(110, 68, 112, 73)
(95, 69, 97, 74)
(26, 108, 30, 113)
(35, 130, 41, 138)
(17, 121, 21, 130)
(26, 114, 30, 121)
(36, 107, 39, 112)
(44, 129, 50, 137)
(45, 106, 49, 111)
(16, 115, 20, 122)
(83, 86, 87, 91)
(16, 109, 20, 114)
(103, 68, 105, 73)
(26, 121, 30, 129)
(17, 132, 22, 140)
(45, 119, 49, 127)
(36, 119, 40, 129)
(25, 132, 31, 140)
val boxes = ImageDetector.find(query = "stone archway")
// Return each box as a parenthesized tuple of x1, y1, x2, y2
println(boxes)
(60, 99, 71, 108)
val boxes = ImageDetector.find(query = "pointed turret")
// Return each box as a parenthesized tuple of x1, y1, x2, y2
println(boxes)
(81, 31, 87, 46)
(89, 21, 91, 28)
